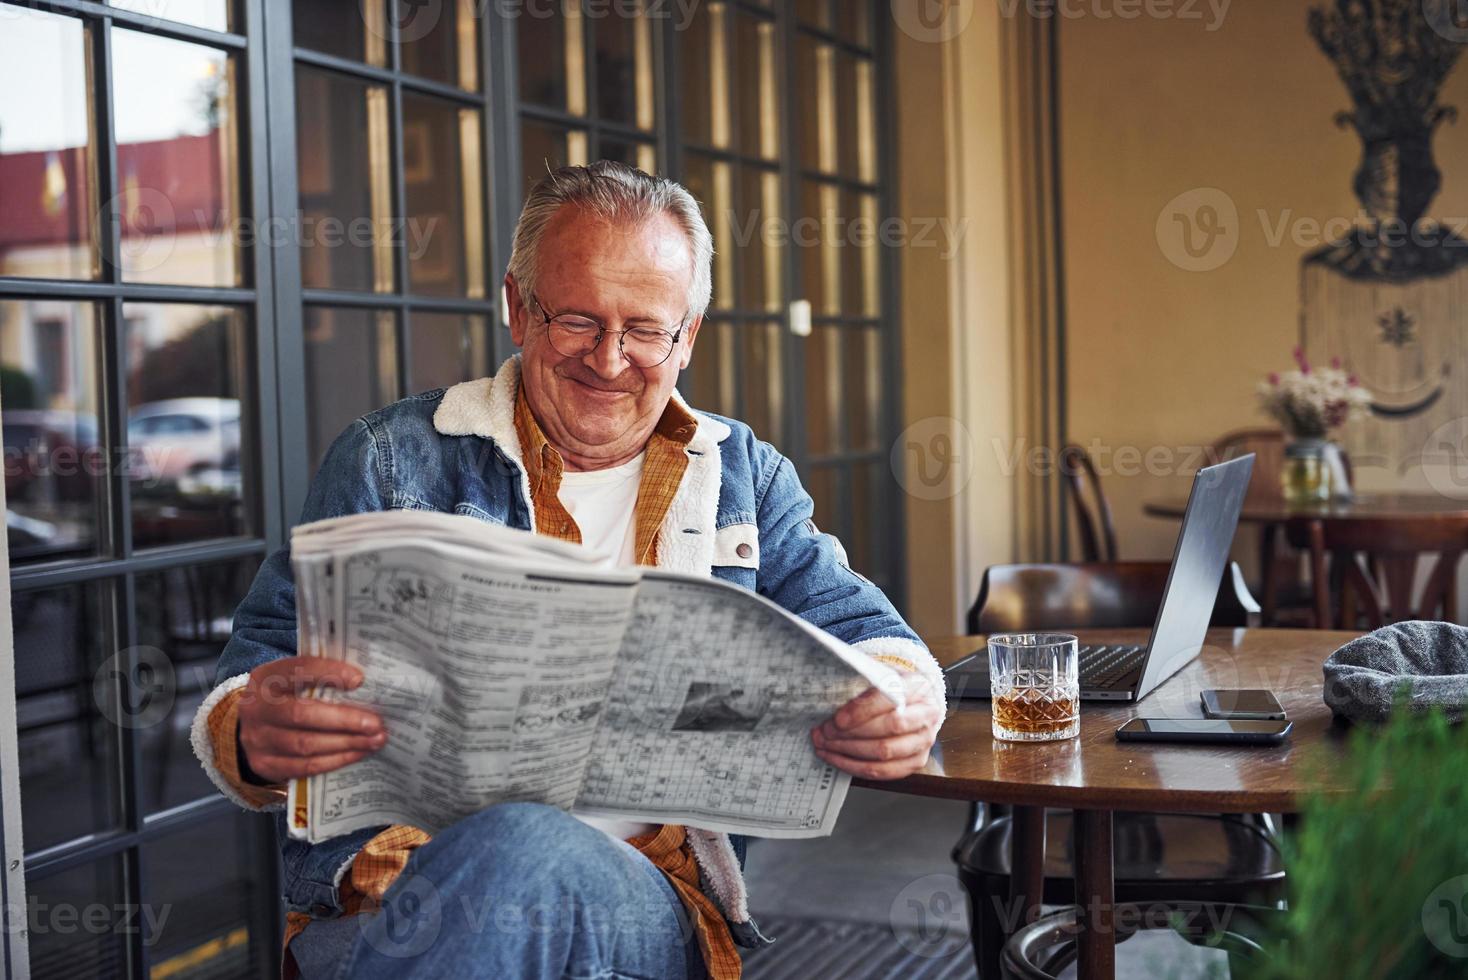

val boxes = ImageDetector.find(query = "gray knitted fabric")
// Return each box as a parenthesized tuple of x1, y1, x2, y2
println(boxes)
(1323, 621, 1468, 724)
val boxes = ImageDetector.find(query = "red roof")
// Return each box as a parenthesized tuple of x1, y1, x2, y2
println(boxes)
(0, 132, 228, 251)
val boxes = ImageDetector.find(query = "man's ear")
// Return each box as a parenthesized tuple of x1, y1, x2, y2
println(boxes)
(505, 274, 528, 347)
(676, 314, 703, 371)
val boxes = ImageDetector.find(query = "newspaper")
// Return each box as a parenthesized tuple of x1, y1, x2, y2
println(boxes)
(284, 511, 904, 843)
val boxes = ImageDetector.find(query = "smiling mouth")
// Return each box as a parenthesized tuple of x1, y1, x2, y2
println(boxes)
(568, 377, 631, 397)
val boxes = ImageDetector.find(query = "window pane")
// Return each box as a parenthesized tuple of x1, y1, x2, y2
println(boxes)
(113, 30, 241, 287)
(304, 306, 398, 466)
(142, 810, 266, 978)
(294, 0, 389, 67)
(738, 166, 782, 313)
(678, 0, 715, 147)
(0, 8, 97, 281)
(740, 321, 783, 448)
(683, 154, 734, 310)
(125, 304, 249, 548)
(685, 319, 735, 419)
(410, 312, 488, 394)
(849, 460, 881, 578)
(798, 180, 841, 316)
(839, 52, 877, 182)
(401, 0, 480, 90)
(795, 36, 836, 174)
(598, 137, 656, 176)
(797, 0, 830, 30)
(844, 327, 881, 451)
(404, 94, 486, 299)
(1, 300, 104, 564)
(850, 191, 881, 316)
(14, 580, 122, 853)
(804, 325, 840, 455)
(136, 556, 261, 816)
(521, 121, 588, 194)
(26, 856, 129, 978)
(594, 0, 653, 127)
(519, 0, 583, 114)
(297, 67, 394, 293)
(111, 0, 230, 33)
(735, 11, 778, 161)
(836, 0, 872, 48)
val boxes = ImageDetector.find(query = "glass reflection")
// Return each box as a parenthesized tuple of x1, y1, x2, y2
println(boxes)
(403, 94, 486, 299)
(297, 67, 394, 293)
(14, 580, 122, 854)
(401, 0, 480, 89)
(304, 306, 398, 467)
(112, 29, 240, 287)
(124, 304, 249, 547)
(804, 325, 841, 455)
(0, 9, 97, 281)
(740, 322, 783, 448)
(25, 857, 129, 977)
(136, 557, 260, 815)
(0, 300, 103, 564)
(111, 0, 230, 33)
(521, 121, 587, 194)
(685, 319, 735, 419)
(410, 312, 488, 393)
(142, 811, 263, 977)
(519, 0, 583, 113)
(294, 0, 389, 67)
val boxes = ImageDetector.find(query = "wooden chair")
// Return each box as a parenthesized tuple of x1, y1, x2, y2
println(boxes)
(1059, 445, 1117, 562)
(955, 561, 1280, 978)
(1286, 516, 1468, 629)
(966, 560, 1261, 635)
(1211, 428, 1354, 626)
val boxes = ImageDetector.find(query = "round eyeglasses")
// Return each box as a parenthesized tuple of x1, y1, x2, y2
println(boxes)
(530, 294, 685, 369)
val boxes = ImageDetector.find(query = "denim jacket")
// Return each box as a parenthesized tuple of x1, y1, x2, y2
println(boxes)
(191, 356, 944, 944)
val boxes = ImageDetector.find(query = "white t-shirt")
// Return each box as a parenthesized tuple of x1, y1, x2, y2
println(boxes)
(556, 453, 656, 840)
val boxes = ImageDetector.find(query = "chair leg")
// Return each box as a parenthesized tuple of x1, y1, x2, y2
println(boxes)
(966, 875, 1005, 980)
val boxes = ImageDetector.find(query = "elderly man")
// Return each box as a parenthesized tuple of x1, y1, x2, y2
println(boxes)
(193, 161, 945, 980)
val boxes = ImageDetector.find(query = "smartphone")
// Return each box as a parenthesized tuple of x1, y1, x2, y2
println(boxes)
(1200, 689, 1286, 721)
(1115, 718, 1292, 745)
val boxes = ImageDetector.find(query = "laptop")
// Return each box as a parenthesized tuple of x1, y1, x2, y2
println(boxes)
(943, 453, 1254, 703)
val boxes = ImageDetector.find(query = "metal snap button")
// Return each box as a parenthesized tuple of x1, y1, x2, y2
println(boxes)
(736, 543, 753, 559)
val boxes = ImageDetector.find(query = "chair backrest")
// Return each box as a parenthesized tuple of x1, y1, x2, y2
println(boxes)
(1213, 428, 1355, 502)
(1287, 516, 1468, 628)
(1059, 445, 1117, 561)
(967, 561, 1260, 634)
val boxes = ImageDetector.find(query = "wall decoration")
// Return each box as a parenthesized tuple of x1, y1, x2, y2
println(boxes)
(1302, 0, 1468, 473)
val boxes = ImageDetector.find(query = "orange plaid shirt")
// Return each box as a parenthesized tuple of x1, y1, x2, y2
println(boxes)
(208, 387, 744, 978)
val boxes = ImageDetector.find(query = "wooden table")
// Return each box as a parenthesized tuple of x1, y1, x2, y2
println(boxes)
(1144, 493, 1468, 623)
(859, 628, 1358, 980)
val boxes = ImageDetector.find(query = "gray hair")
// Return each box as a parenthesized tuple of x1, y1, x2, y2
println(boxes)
(507, 160, 714, 322)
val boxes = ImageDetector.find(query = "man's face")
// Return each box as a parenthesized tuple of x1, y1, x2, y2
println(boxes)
(506, 206, 702, 470)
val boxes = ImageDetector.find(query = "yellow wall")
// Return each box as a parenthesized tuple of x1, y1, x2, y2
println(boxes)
(1058, 0, 1468, 561)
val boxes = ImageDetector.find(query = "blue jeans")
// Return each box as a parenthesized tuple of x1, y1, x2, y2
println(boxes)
(291, 803, 711, 980)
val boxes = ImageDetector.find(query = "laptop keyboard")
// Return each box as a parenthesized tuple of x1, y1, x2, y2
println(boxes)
(1078, 644, 1147, 689)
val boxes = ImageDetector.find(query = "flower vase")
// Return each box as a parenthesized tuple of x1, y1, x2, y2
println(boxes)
(1282, 439, 1332, 507)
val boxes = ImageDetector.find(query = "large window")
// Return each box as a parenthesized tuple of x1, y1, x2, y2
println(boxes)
(1, 1, 896, 974)
(0, 0, 280, 977)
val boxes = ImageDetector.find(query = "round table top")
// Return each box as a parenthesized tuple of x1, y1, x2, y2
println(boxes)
(865, 628, 1360, 813)
(1143, 492, 1468, 524)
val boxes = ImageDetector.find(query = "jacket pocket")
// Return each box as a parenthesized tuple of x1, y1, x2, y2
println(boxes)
(713, 522, 760, 569)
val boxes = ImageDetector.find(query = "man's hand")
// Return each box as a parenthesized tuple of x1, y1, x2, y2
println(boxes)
(236, 657, 386, 784)
(811, 672, 943, 780)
